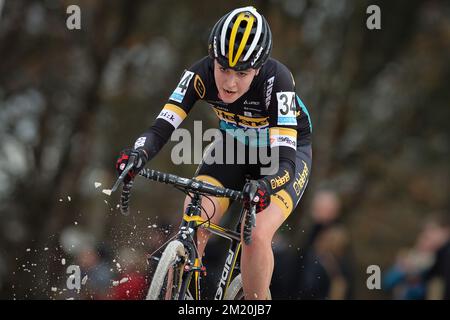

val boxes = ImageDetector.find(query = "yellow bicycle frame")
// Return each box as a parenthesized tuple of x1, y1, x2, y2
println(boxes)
(182, 214, 242, 299)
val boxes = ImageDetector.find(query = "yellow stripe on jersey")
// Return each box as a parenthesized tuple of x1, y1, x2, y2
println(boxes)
(229, 13, 255, 67)
(269, 127, 297, 139)
(163, 103, 187, 120)
(157, 103, 188, 128)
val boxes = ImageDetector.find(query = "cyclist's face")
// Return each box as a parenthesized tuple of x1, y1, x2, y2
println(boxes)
(214, 60, 259, 104)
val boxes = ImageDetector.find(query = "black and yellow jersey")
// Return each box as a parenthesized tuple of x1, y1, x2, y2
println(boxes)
(134, 56, 312, 194)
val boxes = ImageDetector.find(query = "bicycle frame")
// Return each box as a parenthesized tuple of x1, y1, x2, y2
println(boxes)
(175, 192, 247, 300)
(113, 167, 255, 300)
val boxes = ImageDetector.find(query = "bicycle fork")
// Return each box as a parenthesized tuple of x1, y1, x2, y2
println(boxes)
(176, 193, 207, 300)
(178, 194, 249, 300)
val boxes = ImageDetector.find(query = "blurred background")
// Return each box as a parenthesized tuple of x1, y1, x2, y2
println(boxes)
(0, 0, 449, 300)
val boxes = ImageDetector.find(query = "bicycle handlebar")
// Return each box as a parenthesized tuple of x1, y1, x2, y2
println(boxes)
(111, 166, 257, 244)
(138, 168, 243, 201)
(119, 180, 133, 216)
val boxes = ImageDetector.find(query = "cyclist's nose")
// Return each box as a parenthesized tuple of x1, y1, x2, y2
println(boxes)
(224, 73, 237, 88)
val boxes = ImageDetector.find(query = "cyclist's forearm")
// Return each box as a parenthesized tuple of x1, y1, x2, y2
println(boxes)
(133, 119, 175, 161)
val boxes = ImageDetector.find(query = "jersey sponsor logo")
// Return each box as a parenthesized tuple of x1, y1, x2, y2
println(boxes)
(273, 193, 289, 210)
(134, 137, 146, 149)
(250, 46, 264, 67)
(270, 135, 296, 149)
(170, 70, 194, 103)
(212, 105, 229, 111)
(157, 104, 187, 128)
(270, 170, 290, 190)
(276, 92, 297, 125)
(279, 136, 295, 145)
(207, 100, 227, 107)
(157, 110, 178, 126)
(213, 36, 218, 57)
(271, 190, 293, 217)
(265, 76, 275, 109)
(243, 100, 260, 106)
(293, 160, 309, 196)
(243, 106, 263, 116)
(269, 127, 297, 150)
(214, 108, 269, 128)
(194, 74, 206, 99)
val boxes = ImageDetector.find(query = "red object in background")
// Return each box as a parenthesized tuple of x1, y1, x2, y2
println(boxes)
(111, 272, 148, 300)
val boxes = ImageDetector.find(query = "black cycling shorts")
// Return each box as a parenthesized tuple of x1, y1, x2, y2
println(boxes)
(194, 132, 312, 218)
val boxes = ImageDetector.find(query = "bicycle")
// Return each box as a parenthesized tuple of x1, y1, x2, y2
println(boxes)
(111, 156, 272, 300)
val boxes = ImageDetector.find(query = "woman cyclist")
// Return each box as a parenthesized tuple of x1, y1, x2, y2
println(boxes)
(116, 6, 312, 300)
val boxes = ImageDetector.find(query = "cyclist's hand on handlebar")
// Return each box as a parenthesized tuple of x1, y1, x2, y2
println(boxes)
(243, 180, 271, 213)
(116, 148, 148, 183)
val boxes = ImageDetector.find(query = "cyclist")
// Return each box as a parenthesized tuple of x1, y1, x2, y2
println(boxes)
(116, 6, 312, 300)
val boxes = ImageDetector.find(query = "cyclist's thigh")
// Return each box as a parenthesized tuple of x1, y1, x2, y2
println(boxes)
(269, 144, 312, 220)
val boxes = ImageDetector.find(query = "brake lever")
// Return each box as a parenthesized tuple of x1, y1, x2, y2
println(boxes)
(110, 154, 136, 193)
(250, 205, 257, 227)
(248, 182, 258, 228)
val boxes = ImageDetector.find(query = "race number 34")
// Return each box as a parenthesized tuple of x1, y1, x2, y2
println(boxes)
(277, 92, 297, 125)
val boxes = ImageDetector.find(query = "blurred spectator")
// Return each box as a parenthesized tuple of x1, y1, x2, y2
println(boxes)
(424, 214, 450, 300)
(294, 189, 354, 299)
(384, 214, 450, 300)
(75, 244, 114, 299)
(271, 232, 297, 299)
(111, 247, 148, 300)
(383, 249, 431, 299)
(296, 225, 353, 299)
(307, 189, 342, 246)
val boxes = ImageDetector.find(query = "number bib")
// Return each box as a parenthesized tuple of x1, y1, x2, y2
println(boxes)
(276, 92, 297, 125)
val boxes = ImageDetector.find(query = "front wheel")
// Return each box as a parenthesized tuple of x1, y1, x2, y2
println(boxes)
(146, 240, 187, 300)
(224, 274, 272, 300)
